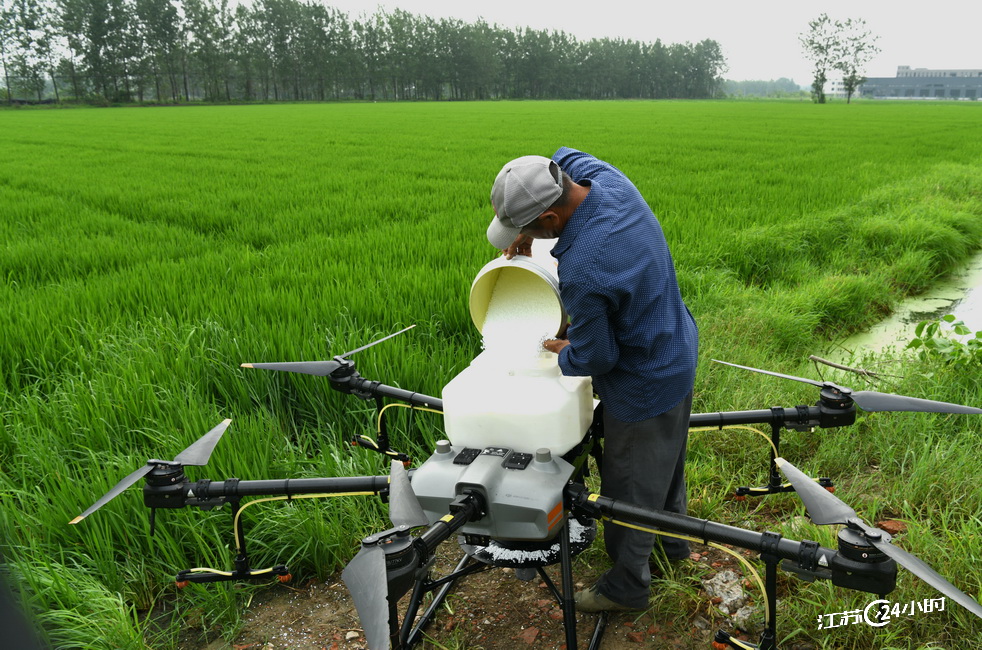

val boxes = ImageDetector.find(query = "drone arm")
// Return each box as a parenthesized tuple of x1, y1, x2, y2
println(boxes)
(566, 484, 896, 596)
(194, 475, 393, 499)
(145, 475, 395, 510)
(569, 482, 798, 554)
(330, 372, 443, 410)
(690, 407, 821, 430)
(414, 491, 486, 559)
(690, 402, 856, 431)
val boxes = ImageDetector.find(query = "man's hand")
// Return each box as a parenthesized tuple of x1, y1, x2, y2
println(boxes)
(556, 321, 569, 339)
(503, 234, 533, 259)
(543, 338, 570, 355)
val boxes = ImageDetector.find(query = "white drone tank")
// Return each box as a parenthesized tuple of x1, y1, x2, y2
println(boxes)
(441, 241, 593, 456)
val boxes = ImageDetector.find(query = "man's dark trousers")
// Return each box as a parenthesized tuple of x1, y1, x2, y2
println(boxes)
(594, 391, 693, 608)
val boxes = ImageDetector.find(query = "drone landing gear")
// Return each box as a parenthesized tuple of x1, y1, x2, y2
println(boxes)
(395, 519, 605, 649)
(174, 565, 291, 587)
(734, 420, 833, 500)
(713, 532, 781, 650)
(174, 495, 292, 588)
(400, 554, 490, 646)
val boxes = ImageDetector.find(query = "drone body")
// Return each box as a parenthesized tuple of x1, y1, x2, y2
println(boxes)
(412, 441, 573, 542)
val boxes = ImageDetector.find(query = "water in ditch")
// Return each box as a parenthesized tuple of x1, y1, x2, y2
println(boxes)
(826, 249, 982, 360)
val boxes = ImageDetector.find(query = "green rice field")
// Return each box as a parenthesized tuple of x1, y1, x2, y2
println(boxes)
(2, 100, 982, 648)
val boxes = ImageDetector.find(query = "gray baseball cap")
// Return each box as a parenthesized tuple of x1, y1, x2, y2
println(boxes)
(487, 155, 563, 249)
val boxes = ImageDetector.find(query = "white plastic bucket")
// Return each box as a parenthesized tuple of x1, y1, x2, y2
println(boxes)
(468, 254, 566, 339)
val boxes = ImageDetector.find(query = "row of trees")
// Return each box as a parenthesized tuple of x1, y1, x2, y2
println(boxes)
(722, 78, 806, 99)
(799, 14, 879, 104)
(0, 0, 728, 103)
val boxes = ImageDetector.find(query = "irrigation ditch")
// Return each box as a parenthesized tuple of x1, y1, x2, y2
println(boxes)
(830, 248, 982, 358)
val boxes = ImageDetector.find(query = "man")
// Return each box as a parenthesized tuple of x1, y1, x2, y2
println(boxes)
(486, 148, 698, 612)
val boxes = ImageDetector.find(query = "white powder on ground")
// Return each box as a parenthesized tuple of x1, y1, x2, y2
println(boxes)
(481, 268, 560, 361)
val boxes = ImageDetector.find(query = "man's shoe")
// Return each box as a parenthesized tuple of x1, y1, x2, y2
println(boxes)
(573, 585, 643, 613)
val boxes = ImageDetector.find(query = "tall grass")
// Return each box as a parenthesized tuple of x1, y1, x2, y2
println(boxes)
(2, 100, 981, 648)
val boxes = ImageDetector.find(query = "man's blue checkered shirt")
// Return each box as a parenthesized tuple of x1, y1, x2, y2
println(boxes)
(551, 147, 698, 422)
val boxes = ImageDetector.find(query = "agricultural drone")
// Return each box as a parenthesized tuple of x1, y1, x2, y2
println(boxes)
(70, 328, 982, 650)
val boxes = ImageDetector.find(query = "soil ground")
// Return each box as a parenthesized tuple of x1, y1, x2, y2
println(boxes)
(175, 541, 780, 650)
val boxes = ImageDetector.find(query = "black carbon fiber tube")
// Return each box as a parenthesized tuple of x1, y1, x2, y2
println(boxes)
(688, 407, 820, 430)
(570, 484, 827, 563)
(189, 475, 392, 498)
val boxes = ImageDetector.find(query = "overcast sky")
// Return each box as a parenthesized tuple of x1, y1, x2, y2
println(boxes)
(321, 0, 980, 85)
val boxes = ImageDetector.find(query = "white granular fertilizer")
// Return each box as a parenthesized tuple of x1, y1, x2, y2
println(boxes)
(481, 268, 560, 360)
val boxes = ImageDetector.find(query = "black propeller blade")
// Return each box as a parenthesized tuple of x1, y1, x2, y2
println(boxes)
(340, 460, 428, 648)
(714, 359, 827, 389)
(69, 463, 157, 525)
(872, 541, 982, 619)
(773, 457, 858, 526)
(775, 457, 982, 619)
(713, 359, 982, 414)
(173, 419, 233, 466)
(240, 359, 342, 376)
(341, 325, 416, 358)
(341, 543, 390, 649)
(70, 419, 231, 524)
(241, 325, 416, 377)
(847, 391, 982, 414)
(388, 460, 428, 529)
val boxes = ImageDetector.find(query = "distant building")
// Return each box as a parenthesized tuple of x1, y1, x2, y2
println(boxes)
(860, 66, 982, 100)
(825, 79, 848, 99)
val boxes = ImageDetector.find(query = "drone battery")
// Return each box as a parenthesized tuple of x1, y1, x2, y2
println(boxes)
(412, 441, 573, 541)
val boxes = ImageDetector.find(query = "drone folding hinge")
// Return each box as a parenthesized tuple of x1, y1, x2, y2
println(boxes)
(787, 405, 814, 432)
